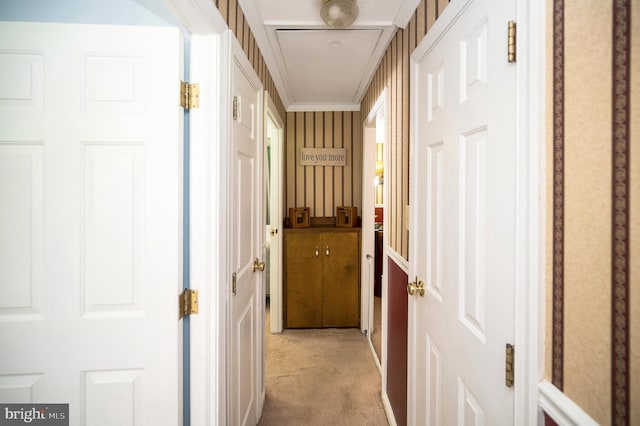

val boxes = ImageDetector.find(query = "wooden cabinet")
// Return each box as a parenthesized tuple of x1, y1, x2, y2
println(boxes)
(284, 228, 360, 328)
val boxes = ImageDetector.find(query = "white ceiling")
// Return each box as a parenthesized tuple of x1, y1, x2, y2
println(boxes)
(239, 0, 420, 111)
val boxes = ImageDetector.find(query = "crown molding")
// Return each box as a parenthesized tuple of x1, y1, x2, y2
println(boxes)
(286, 102, 361, 112)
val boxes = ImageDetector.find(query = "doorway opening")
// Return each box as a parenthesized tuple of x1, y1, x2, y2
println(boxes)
(264, 92, 284, 334)
(362, 89, 388, 369)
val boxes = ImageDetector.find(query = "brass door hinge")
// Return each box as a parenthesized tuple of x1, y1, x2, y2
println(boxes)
(507, 21, 516, 63)
(179, 288, 199, 318)
(233, 96, 239, 121)
(232, 272, 237, 296)
(505, 343, 515, 387)
(180, 81, 200, 109)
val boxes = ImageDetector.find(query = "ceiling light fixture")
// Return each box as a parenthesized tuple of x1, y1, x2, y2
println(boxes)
(320, 0, 359, 28)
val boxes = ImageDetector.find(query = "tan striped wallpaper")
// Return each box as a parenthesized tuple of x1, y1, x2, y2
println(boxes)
(214, 0, 286, 121)
(545, 0, 639, 424)
(361, 0, 449, 259)
(285, 111, 362, 219)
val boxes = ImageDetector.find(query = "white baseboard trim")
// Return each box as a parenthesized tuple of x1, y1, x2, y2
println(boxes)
(538, 380, 599, 426)
(381, 392, 398, 426)
(366, 335, 383, 375)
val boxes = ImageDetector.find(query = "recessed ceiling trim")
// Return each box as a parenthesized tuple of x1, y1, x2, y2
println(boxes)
(239, 0, 418, 111)
(351, 26, 396, 103)
(263, 21, 397, 28)
(287, 103, 361, 112)
(275, 28, 391, 105)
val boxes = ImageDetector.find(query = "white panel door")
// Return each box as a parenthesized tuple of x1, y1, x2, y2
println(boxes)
(0, 22, 182, 425)
(229, 48, 264, 426)
(409, 0, 517, 424)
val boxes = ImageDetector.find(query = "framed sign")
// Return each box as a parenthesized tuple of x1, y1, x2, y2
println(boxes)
(299, 148, 346, 166)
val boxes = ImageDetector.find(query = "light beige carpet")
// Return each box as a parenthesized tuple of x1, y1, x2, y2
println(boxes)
(259, 309, 388, 425)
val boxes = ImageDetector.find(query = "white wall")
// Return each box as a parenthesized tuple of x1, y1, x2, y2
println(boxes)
(0, 0, 179, 26)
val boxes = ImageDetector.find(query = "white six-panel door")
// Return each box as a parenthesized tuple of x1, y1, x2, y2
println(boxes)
(229, 42, 264, 426)
(0, 22, 183, 425)
(409, 0, 517, 424)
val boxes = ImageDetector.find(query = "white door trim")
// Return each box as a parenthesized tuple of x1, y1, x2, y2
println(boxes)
(361, 88, 389, 386)
(188, 30, 231, 426)
(361, 123, 376, 337)
(264, 90, 285, 334)
(165, 1, 231, 425)
(361, 88, 387, 336)
(408, 0, 545, 423)
(513, 0, 545, 424)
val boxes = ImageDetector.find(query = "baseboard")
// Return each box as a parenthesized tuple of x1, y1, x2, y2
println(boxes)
(366, 336, 382, 374)
(381, 392, 398, 426)
(538, 380, 598, 426)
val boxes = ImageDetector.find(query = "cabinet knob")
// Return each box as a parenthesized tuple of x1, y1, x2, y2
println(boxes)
(325, 245, 330, 256)
(315, 246, 319, 257)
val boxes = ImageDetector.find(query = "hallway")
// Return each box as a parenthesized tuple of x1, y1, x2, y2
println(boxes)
(259, 303, 388, 425)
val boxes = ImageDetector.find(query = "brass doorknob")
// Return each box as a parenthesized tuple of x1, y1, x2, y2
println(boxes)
(253, 258, 266, 272)
(407, 277, 425, 297)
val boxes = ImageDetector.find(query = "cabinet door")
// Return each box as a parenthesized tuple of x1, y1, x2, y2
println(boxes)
(285, 232, 323, 327)
(322, 231, 360, 327)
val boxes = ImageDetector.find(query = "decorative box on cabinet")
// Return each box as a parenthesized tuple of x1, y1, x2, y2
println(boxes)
(284, 228, 361, 328)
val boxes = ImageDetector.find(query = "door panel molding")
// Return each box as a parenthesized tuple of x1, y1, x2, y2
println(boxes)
(228, 32, 264, 426)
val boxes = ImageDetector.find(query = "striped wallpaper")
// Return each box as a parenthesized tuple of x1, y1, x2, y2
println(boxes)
(219, 0, 449, 256)
(214, 0, 286, 121)
(285, 111, 362, 219)
(361, 0, 450, 259)
(546, 0, 638, 424)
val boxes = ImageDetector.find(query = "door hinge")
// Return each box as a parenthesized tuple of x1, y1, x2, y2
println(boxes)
(179, 288, 199, 318)
(507, 21, 517, 63)
(233, 96, 239, 121)
(180, 81, 200, 110)
(232, 272, 237, 296)
(505, 343, 515, 388)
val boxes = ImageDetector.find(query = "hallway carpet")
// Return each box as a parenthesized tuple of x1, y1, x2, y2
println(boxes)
(259, 320, 389, 425)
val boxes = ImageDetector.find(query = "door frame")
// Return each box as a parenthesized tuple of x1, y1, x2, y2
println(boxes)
(168, 1, 270, 424)
(407, 0, 545, 424)
(511, 1, 545, 423)
(166, 1, 232, 425)
(264, 91, 284, 334)
(361, 88, 388, 357)
(362, 89, 395, 424)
